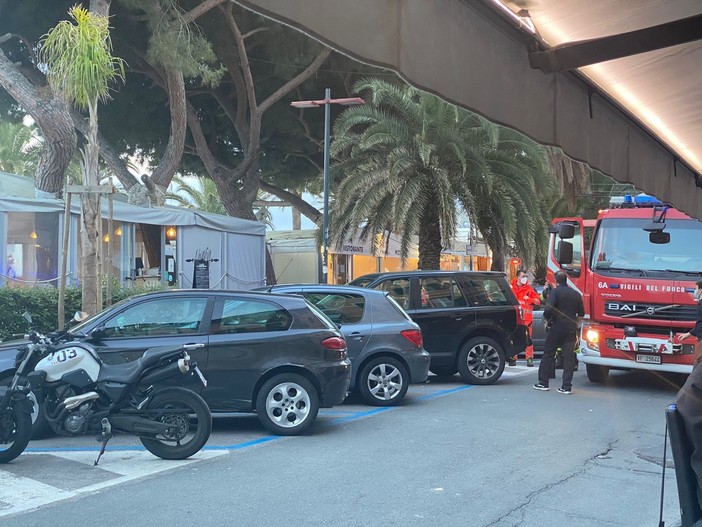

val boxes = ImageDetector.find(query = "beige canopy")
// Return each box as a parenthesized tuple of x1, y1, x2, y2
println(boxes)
(236, 0, 702, 218)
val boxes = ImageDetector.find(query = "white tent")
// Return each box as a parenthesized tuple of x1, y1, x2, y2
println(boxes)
(0, 177, 265, 290)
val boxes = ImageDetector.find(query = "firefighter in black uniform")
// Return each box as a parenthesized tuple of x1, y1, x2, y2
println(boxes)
(533, 270, 584, 394)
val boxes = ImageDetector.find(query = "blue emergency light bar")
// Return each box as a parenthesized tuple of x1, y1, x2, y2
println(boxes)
(609, 194, 663, 208)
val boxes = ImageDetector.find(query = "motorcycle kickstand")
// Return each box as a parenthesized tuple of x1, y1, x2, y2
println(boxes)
(94, 418, 113, 466)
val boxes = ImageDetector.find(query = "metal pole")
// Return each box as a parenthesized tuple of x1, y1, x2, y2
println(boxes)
(58, 192, 72, 330)
(322, 87, 331, 284)
(106, 188, 113, 306)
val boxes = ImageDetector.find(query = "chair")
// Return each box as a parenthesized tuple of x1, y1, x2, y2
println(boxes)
(665, 404, 702, 526)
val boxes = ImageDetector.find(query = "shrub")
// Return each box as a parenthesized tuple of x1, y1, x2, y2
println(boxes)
(0, 284, 166, 341)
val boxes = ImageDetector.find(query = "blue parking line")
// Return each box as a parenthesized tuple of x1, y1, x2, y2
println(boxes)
(416, 385, 475, 401)
(24, 383, 476, 453)
(328, 407, 393, 425)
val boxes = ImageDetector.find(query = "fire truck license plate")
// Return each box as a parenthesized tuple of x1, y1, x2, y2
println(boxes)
(636, 354, 662, 365)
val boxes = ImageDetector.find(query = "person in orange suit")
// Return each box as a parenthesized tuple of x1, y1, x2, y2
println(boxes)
(510, 269, 541, 367)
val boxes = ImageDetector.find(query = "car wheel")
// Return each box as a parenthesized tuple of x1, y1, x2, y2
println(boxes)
(586, 364, 609, 383)
(358, 356, 409, 406)
(0, 374, 51, 439)
(256, 373, 319, 436)
(457, 337, 505, 385)
(430, 365, 458, 377)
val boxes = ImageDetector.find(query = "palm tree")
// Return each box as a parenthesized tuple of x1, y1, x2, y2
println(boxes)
(330, 78, 552, 270)
(168, 174, 274, 228)
(168, 175, 228, 215)
(472, 121, 553, 270)
(0, 122, 35, 176)
(330, 79, 487, 269)
(40, 5, 125, 315)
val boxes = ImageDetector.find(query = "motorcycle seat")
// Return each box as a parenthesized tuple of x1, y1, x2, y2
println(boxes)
(98, 347, 180, 384)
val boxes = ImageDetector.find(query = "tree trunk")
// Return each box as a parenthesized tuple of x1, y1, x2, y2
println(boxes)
(0, 48, 76, 196)
(292, 204, 301, 230)
(418, 205, 442, 270)
(81, 99, 101, 315)
(71, 108, 139, 189)
(149, 68, 186, 189)
(259, 181, 321, 224)
(489, 234, 506, 272)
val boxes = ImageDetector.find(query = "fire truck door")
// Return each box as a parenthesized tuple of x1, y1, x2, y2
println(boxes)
(548, 218, 587, 299)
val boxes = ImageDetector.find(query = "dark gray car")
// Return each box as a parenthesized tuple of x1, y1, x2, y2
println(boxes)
(259, 285, 431, 406)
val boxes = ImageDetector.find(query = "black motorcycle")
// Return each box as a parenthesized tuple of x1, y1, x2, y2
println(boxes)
(0, 326, 212, 464)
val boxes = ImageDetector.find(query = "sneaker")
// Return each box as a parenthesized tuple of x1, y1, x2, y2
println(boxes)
(557, 387, 572, 395)
(508, 358, 517, 366)
(533, 383, 549, 391)
(526, 358, 534, 367)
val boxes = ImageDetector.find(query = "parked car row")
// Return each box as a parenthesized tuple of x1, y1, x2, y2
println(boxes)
(0, 271, 527, 438)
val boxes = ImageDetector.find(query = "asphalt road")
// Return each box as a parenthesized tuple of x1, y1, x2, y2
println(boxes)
(0, 362, 686, 526)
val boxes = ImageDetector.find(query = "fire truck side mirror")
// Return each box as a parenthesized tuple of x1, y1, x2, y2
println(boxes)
(649, 231, 670, 244)
(558, 223, 575, 239)
(557, 240, 574, 265)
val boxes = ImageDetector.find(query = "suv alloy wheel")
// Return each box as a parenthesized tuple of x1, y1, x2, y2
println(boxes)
(457, 336, 505, 385)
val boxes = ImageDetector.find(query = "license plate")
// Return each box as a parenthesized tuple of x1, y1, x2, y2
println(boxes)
(636, 354, 661, 365)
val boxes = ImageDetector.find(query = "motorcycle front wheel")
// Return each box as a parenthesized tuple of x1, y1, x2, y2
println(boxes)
(139, 387, 212, 460)
(0, 403, 32, 463)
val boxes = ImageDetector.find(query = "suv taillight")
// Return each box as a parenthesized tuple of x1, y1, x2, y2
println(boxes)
(515, 305, 525, 326)
(321, 336, 347, 359)
(401, 329, 423, 348)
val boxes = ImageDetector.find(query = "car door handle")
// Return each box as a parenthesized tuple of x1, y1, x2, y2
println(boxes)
(348, 332, 364, 340)
(451, 315, 464, 321)
(183, 343, 205, 351)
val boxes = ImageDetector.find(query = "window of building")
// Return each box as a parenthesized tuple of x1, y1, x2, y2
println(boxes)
(4, 212, 59, 287)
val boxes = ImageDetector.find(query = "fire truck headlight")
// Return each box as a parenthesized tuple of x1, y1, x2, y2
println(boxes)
(585, 329, 600, 350)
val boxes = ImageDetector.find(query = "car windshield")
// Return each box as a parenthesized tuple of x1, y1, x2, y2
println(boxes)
(591, 218, 702, 273)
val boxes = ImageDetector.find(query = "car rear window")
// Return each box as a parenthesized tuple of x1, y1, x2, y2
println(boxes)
(306, 293, 365, 324)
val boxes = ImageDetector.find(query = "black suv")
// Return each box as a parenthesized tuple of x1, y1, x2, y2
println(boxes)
(349, 271, 528, 385)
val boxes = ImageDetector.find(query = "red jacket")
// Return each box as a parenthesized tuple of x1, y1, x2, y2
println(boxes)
(511, 278, 541, 324)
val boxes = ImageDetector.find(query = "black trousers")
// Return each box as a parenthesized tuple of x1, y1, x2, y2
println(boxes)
(538, 325, 577, 389)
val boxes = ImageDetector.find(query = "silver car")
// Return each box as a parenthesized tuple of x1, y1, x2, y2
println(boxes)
(259, 285, 431, 406)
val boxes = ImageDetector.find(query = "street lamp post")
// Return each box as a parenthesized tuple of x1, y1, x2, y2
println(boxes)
(291, 88, 365, 284)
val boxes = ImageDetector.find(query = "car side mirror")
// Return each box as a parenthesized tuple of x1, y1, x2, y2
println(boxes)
(88, 326, 106, 341)
(558, 223, 575, 239)
(557, 240, 574, 265)
(73, 311, 89, 322)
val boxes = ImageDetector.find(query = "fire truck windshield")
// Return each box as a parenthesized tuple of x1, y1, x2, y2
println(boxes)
(591, 218, 702, 274)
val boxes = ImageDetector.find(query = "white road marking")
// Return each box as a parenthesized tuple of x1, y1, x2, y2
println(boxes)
(0, 450, 227, 518)
(501, 365, 539, 377)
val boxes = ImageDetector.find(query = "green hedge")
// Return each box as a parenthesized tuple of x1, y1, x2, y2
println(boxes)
(0, 284, 165, 341)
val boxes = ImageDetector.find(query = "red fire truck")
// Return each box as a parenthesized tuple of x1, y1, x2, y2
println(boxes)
(547, 194, 702, 383)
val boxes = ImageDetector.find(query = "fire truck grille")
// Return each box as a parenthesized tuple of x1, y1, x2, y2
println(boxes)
(604, 302, 697, 322)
